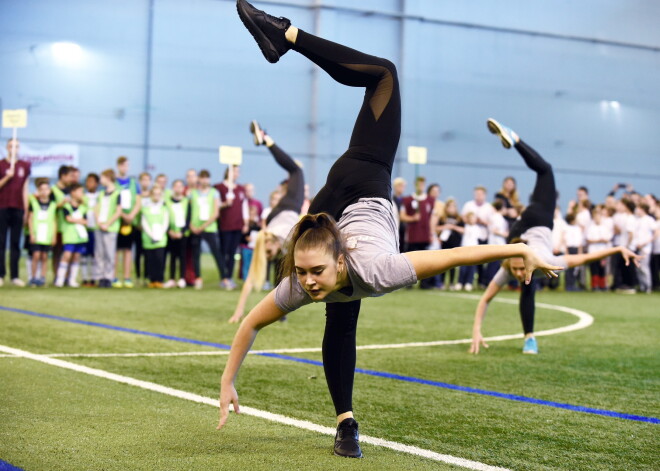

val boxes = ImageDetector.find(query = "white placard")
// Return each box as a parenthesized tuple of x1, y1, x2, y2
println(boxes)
(407, 146, 428, 165)
(172, 203, 185, 228)
(198, 198, 210, 221)
(98, 197, 110, 223)
(36, 223, 49, 244)
(120, 189, 132, 210)
(219, 146, 243, 165)
(2, 109, 28, 128)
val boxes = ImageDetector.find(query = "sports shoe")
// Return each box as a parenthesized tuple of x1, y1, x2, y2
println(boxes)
(163, 279, 176, 289)
(334, 418, 363, 458)
(236, 0, 291, 64)
(177, 278, 186, 289)
(522, 337, 538, 355)
(194, 278, 203, 290)
(11, 278, 26, 287)
(54, 279, 64, 288)
(123, 279, 134, 289)
(250, 120, 266, 146)
(464, 283, 473, 292)
(487, 118, 518, 149)
(112, 279, 123, 288)
(68, 280, 80, 288)
(0, 278, 4, 287)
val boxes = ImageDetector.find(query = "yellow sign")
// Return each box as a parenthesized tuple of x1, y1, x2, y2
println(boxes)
(2, 109, 28, 128)
(219, 145, 243, 165)
(407, 146, 428, 165)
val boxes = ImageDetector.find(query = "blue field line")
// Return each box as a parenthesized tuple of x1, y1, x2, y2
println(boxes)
(2, 305, 659, 425)
(0, 459, 25, 471)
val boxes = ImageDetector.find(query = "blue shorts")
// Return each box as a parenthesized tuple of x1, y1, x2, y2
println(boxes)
(63, 243, 86, 254)
(82, 231, 95, 256)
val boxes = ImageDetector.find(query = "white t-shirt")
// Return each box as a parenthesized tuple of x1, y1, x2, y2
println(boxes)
(585, 222, 612, 253)
(461, 201, 494, 241)
(461, 223, 481, 247)
(653, 219, 660, 255)
(564, 224, 584, 248)
(575, 208, 591, 231)
(552, 216, 567, 253)
(633, 214, 655, 255)
(85, 191, 99, 228)
(487, 212, 507, 245)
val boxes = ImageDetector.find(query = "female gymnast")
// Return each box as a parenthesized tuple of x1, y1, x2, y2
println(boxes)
(219, 0, 562, 458)
(469, 119, 640, 355)
(228, 121, 305, 323)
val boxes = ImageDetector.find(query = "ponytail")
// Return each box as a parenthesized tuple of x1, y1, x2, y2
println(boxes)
(248, 230, 269, 291)
(280, 213, 347, 287)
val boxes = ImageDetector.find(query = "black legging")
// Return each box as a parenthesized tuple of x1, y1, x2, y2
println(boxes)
(507, 140, 555, 335)
(293, 29, 400, 416)
(265, 143, 305, 224)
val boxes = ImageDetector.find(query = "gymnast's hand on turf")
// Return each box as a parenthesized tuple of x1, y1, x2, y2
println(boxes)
(522, 246, 563, 284)
(228, 309, 243, 324)
(619, 246, 642, 268)
(217, 382, 240, 429)
(469, 331, 489, 354)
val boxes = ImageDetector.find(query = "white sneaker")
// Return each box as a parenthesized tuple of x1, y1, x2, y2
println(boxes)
(68, 281, 80, 288)
(194, 278, 203, 290)
(54, 279, 64, 288)
(452, 283, 462, 291)
(177, 278, 186, 289)
(11, 278, 26, 287)
(0, 278, 4, 287)
(163, 280, 176, 289)
(464, 283, 473, 292)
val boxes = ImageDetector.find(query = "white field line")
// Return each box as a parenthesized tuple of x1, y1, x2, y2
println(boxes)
(13, 294, 593, 359)
(1, 343, 510, 471)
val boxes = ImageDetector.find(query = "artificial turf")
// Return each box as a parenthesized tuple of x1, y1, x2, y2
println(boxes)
(0, 260, 658, 470)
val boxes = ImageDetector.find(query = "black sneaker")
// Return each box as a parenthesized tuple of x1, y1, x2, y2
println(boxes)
(250, 120, 265, 146)
(236, 0, 291, 63)
(334, 418, 363, 458)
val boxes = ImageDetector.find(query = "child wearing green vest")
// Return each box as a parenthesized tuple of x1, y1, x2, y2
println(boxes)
(164, 179, 189, 288)
(27, 178, 57, 287)
(141, 184, 169, 288)
(51, 165, 74, 276)
(55, 183, 88, 287)
(189, 169, 223, 289)
(114, 156, 141, 288)
(95, 169, 123, 288)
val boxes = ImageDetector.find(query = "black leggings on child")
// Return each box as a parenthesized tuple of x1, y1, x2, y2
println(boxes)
(292, 29, 400, 415)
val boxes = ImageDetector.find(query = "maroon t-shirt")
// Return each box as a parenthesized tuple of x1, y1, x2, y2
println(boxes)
(0, 159, 31, 209)
(403, 195, 434, 245)
(215, 182, 247, 232)
(248, 198, 263, 223)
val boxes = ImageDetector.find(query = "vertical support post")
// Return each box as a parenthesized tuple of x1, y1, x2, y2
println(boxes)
(143, 0, 155, 173)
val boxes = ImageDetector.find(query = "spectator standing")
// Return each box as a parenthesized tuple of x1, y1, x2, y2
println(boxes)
(134, 172, 152, 286)
(563, 213, 584, 291)
(392, 177, 407, 253)
(183, 168, 199, 286)
(437, 198, 463, 289)
(456, 212, 481, 291)
(164, 179, 189, 289)
(400, 177, 434, 288)
(495, 176, 520, 227)
(27, 178, 56, 286)
(51, 165, 74, 277)
(651, 205, 660, 291)
(245, 183, 263, 225)
(82, 173, 100, 286)
(141, 184, 169, 288)
(633, 203, 655, 293)
(0, 138, 30, 287)
(613, 199, 638, 293)
(216, 165, 248, 290)
(585, 206, 612, 291)
(485, 201, 509, 282)
(55, 183, 88, 288)
(190, 169, 223, 289)
(461, 186, 495, 287)
(114, 156, 141, 288)
(94, 170, 122, 288)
